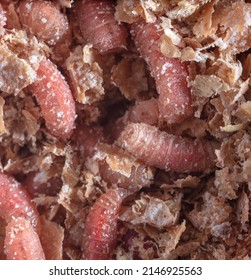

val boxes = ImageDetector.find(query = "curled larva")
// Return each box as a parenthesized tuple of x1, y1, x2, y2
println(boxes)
(117, 123, 218, 173)
(0, 172, 41, 233)
(18, 0, 69, 46)
(82, 188, 127, 260)
(4, 217, 45, 260)
(28, 58, 76, 139)
(78, 0, 128, 53)
(73, 126, 153, 191)
(98, 144, 154, 192)
(130, 20, 193, 124)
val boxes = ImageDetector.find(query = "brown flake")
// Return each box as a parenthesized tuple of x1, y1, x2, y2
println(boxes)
(112, 55, 149, 100)
(0, 45, 37, 94)
(40, 216, 64, 260)
(65, 45, 104, 104)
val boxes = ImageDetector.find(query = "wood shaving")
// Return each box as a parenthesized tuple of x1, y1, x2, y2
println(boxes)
(0, 45, 36, 94)
(0, 96, 7, 135)
(112, 55, 149, 100)
(65, 45, 104, 104)
(40, 216, 64, 260)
